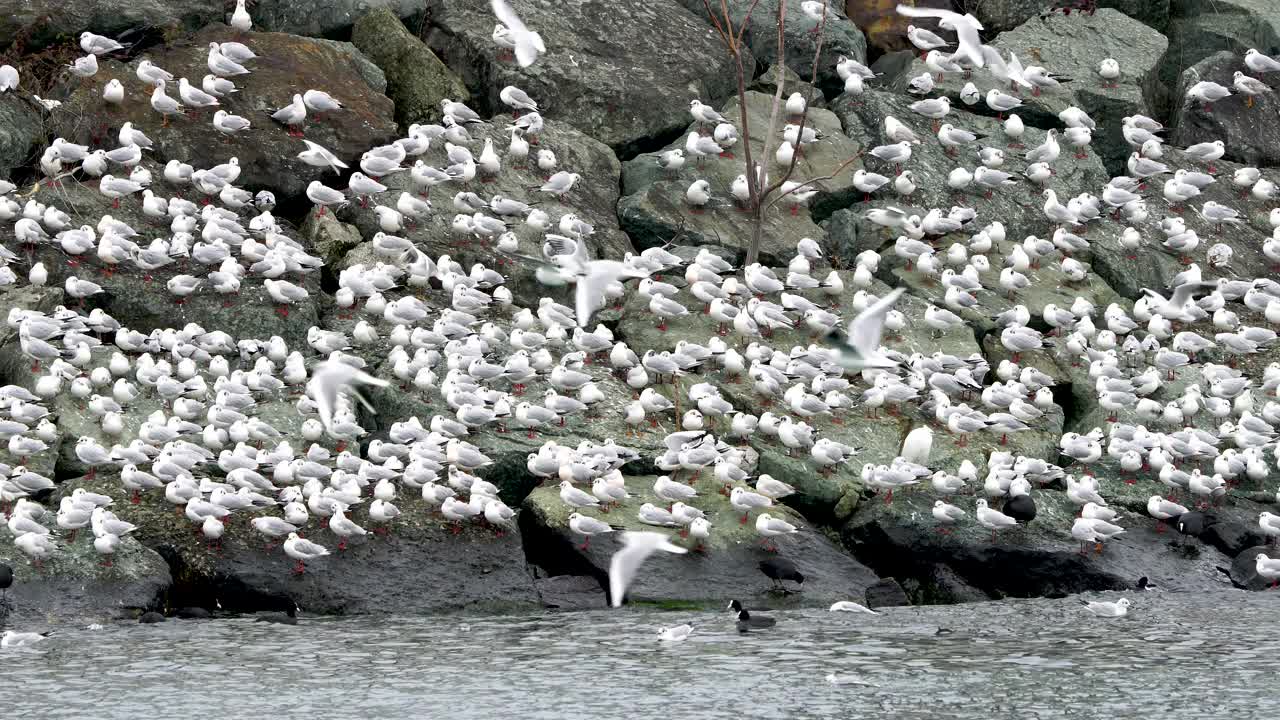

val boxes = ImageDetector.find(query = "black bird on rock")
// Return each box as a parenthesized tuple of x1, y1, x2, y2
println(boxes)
(0, 562, 12, 598)
(1003, 494, 1037, 524)
(759, 557, 805, 592)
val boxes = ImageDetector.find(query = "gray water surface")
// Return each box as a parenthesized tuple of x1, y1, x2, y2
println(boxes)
(2, 590, 1276, 719)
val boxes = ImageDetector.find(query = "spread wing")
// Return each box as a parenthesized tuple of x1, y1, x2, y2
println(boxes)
(848, 288, 904, 357)
(1168, 281, 1218, 308)
(491, 0, 529, 34)
(895, 4, 960, 22)
(609, 531, 687, 608)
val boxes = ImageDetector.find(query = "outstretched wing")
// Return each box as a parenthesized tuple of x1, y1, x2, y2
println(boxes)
(491, 0, 529, 34)
(609, 531, 688, 608)
(1168, 280, 1218, 308)
(895, 4, 960, 22)
(848, 288, 905, 357)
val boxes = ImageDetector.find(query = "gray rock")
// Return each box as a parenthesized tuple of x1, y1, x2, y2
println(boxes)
(971, 0, 1170, 34)
(48, 25, 400, 205)
(672, 0, 867, 91)
(1084, 149, 1279, 301)
(308, 39, 389, 94)
(1229, 545, 1277, 591)
(869, 49, 917, 89)
(892, 9, 1168, 174)
(1171, 51, 1280, 168)
(920, 563, 993, 604)
(864, 577, 911, 608)
(842, 486, 1234, 598)
(335, 113, 629, 309)
(301, 210, 364, 268)
(68, 474, 539, 615)
(619, 90, 861, 264)
(533, 573, 607, 609)
(421, 0, 746, 155)
(352, 7, 470, 128)
(249, 0, 429, 37)
(750, 65, 827, 109)
(522, 475, 878, 608)
(0, 487, 171, 627)
(0, 95, 44, 179)
(0, 0, 221, 52)
(1163, 0, 1280, 88)
(20, 160, 322, 349)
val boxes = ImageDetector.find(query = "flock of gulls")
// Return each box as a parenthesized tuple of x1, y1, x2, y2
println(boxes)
(0, 0, 1279, 644)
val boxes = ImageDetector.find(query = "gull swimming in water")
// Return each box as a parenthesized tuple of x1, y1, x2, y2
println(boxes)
(1081, 598, 1131, 617)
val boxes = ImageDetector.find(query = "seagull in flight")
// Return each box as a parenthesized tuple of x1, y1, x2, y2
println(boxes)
(609, 531, 688, 608)
(827, 288, 905, 370)
(896, 5, 985, 69)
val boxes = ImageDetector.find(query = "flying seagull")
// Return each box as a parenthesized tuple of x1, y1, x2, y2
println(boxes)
(827, 288, 905, 370)
(609, 531, 688, 608)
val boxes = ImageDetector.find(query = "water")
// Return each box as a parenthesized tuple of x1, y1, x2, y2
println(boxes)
(2, 590, 1275, 719)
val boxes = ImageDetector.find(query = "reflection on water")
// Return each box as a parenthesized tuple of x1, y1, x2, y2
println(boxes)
(1, 590, 1276, 719)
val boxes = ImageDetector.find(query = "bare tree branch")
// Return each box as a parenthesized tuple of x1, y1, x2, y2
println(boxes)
(764, 0, 829, 198)
(735, 0, 764, 47)
(757, 0, 792, 203)
(719, 0, 737, 52)
(702, 0, 733, 49)
(763, 152, 863, 214)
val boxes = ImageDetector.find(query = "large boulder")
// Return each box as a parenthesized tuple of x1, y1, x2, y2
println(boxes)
(1171, 51, 1280, 168)
(0, 0, 221, 52)
(0, 95, 44, 178)
(893, 9, 1168, 174)
(351, 7, 469, 129)
(842, 484, 1235, 599)
(1230, 545, 1279, 591)
(672, 0, 867, 91)
(619, 89, 861, 264)
(833, 89, 1125, 332)
(334, 113, 629, 308)
(21, 160, 323, 349)
(1163, 0, 1280, 88)
(0, 286, 65, 480)
(1081, 148, 1279, 301)
(970, 0, 1170, 34)
(49, 25, 398, 204)
(0, 492, 171, 627)
(247, 0, 429, 37)
(309, 38, 389, 94)
(68, 473, 540, 615)
(521, 474, 879, 608)
(420, 0, 746, 155)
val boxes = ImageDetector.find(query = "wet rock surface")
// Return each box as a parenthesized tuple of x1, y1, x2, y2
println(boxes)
(48, 25, 398, 205)
(420, 0, 746, 156)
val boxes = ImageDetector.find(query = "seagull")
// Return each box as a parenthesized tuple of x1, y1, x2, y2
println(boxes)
(609, 531, 688, 607)
(895, 5, 985, 69)
(491, 0, 545, 67)
(828, 288, 904, 370)
(306, 360, 390, 438)
(283, 532, 329, 574)
(1081, 598, 1131, 617)
(830, 601, 878, 614)
(658, 624, 694, 641)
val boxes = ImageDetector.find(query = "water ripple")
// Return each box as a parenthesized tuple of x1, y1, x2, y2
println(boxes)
(1, 590, 1277, 718)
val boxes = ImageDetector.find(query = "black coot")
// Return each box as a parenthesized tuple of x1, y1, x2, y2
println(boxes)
(759, 557, 805, 590)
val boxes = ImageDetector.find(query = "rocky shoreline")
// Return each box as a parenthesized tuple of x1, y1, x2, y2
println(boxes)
(1, 0, 1279, 629)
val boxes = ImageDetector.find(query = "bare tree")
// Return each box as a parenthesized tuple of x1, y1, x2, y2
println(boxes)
(701, 0, 861, 265)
